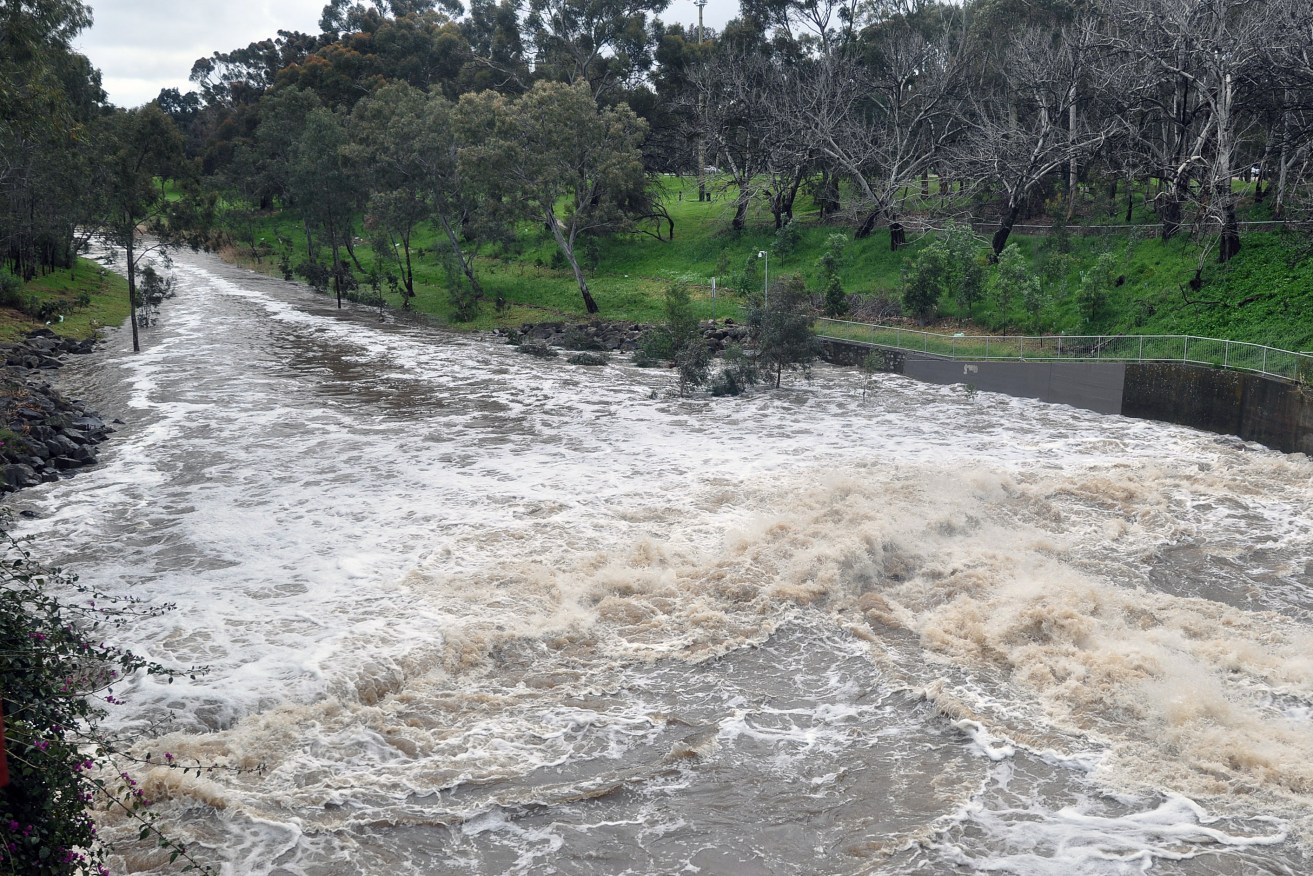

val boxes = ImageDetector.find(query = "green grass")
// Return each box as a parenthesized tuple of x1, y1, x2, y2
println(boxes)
(223, 176, 1313, 353)
(1, 260, 131, 343)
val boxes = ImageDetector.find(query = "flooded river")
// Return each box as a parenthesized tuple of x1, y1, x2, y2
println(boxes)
(12, 248, 1313, 874)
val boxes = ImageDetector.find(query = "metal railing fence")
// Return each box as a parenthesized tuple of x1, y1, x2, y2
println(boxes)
(815, 319, 1313, 384)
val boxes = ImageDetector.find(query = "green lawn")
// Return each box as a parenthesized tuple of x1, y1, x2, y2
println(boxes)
(222, 176, 1313, 353)
(1, 260, 130, 343)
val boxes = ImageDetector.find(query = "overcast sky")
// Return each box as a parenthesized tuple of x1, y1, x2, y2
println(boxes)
(76, 0, 739, 108)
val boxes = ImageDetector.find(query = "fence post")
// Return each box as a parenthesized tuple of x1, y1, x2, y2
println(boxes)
(1223, 341, 1229, 369)
(1263, 346, 1268, 375)
(1138, 336, 1144, 361)
(1183, 336, 1188, 363)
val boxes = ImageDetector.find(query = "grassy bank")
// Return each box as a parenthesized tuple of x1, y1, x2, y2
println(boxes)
(1, 259, 130, 343)
(229, 177, 1313, 352)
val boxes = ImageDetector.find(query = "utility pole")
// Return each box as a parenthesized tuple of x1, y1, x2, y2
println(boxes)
(696, 0, 709, 202)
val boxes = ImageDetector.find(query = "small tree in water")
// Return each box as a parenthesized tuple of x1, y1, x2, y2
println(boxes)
(749, 274, 818, 388)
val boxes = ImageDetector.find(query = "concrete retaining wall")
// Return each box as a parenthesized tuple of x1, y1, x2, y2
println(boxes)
(1124, 363, 1313, 454)
(819, 338, 1313, 453)
(904, 358, 1126, 415)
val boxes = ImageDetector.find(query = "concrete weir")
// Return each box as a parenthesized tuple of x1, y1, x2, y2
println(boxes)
(819, 338, 1313, 455)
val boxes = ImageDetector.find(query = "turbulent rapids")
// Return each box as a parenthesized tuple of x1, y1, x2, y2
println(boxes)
(13, 248, 1313, 875)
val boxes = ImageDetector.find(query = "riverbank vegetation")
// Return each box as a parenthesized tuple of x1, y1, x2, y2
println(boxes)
(0, 259, 130, 343)
(8, 0, 1313, 355)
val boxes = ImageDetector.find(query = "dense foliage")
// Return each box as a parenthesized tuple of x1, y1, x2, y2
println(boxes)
(7, 0, 1313, 338)
(0, 525, 211, 875)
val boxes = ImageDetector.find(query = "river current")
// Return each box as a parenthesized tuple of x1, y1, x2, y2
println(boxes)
(11, 248, 1313, 874)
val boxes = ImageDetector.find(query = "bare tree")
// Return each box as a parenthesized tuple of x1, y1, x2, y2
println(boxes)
(689, 47, 780, 231)
(1105, 0, 1271, 259)
(950, 18, 1123, 257)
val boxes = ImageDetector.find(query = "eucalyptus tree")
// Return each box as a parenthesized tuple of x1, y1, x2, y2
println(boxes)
(95, 105, 211, 352)
(347, 82, 430, 305)
(689, 40, 779, 231)
(784, 4, 966, 241)
(523, 0, 670, 98)
(456, 81, 648, 314)
(1104, 0, 1270, 258)
(349, 82, 487, 315)
(1264, 0, 1313, 218)
(748, 275, 818, 388)
(950, 17, 1124, 256)
(0, 0, 103, 277)
(290, 107, 365, 306)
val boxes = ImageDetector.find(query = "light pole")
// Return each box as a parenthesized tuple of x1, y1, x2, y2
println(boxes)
(757, 250, 768, 307)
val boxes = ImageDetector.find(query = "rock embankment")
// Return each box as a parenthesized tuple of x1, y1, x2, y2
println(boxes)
(492, 319, 751, 354)
(0, 329, 113, 494)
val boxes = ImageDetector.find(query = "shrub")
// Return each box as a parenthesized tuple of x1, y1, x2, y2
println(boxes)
(749, 274, 817, 388)
(567, 351, 608, 366)
(516, 342, 558, 358)
(0, 525, 214, 875)
(708, 343, 758, 396)
(0, 269, 22, 309)
(986, 243, 1041, 329)
(673, 338, 710, 396)
(636, 281, 700, 364)
(773, 219, 801, 261)
(1077, 251, 1118, 329)
(817, 234, 848, 317)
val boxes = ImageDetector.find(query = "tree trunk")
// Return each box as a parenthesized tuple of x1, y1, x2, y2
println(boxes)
(547, 211, 600, 315)
(1218, 205, 1240, 262)
(731, 187, 750, 232)
(330, 238, 343, 308)
(817, 171, 840, 219)
(126, 230, 141, 353)
(436, 214, 483, 301)
(1159, 182, 1185, 241)
(991, 203, 1021, 257)
(402, 235, 415, 302)
(854, 210, 880, 239)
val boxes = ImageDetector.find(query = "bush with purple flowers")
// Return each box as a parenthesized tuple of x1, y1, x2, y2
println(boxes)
(1, 524, 213, 874)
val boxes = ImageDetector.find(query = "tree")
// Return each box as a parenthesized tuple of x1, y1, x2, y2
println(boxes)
(749, 274, 818, 387)
(523, 0, 669, 98)
(1105, 0, 1271, 260)
(986, 242, 1040, 328)
(348, 82, 431, 306)
(787, 10, 967, 240)
(818, 233, 848, 316)
(351, 82, 494, 317)
(95, 105, 210, 352)
(0, 0, 104, 279)
(902, 240, 948, 323)
(1076, 250, 1117, 328)
(951, 18, 1123, 256)
(289, 106, 363, 307)
(457, 81, 648, 314)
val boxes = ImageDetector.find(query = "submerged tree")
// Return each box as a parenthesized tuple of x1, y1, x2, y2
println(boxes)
(749, 274, 818, 388)
(95, 105, 211, 352)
